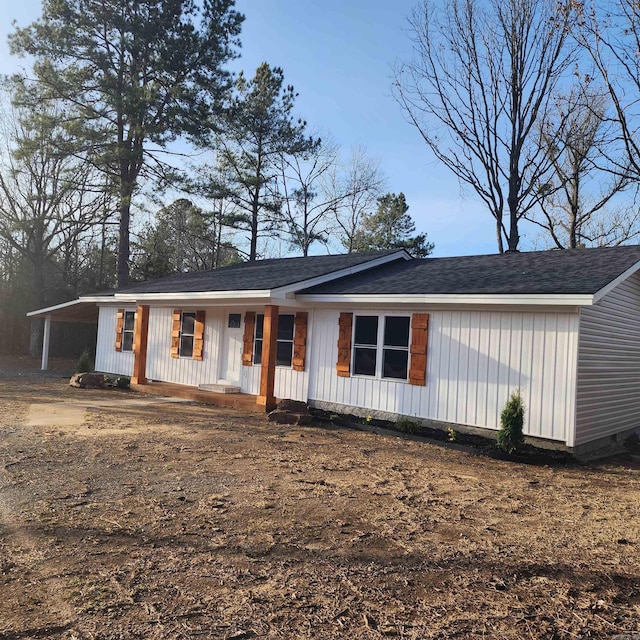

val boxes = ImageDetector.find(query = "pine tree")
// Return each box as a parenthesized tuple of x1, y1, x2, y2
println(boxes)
(10, 0, 243, 286)
(213, 63, 318, 260)
(352, 193, 434, 257)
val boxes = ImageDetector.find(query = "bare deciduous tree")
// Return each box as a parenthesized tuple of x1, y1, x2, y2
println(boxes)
(578, 1, 640, 185)
(0, 95, 109, 353)
(531, 82, 635, 248)
(330, 146, 386, 253)
(276, 139, 339, 256)
(395, 0, 574, 252)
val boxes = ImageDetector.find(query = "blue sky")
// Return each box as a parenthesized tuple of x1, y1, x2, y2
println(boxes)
(0, 0, 504, 257)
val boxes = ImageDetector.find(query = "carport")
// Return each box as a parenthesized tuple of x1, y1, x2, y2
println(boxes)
(26, 298, 101, 370)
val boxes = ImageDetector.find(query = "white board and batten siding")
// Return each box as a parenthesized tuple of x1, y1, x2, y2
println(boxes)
(240, 362, 308, 401)
(308, 308, 579, 444)
(145, 307, 224, 386)
(96, 305, 309, 398)
(240, 308, 311, 402)
(95, 306, 135, 376)
(575, 272, 640, 446)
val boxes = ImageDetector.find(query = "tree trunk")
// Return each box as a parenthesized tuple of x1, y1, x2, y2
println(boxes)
(507, 186, 520, 252)
(29, 256, 47, 356)
(250, 193, 259, 261)
(29, 318, 43, 357)
(495, 219, 504, 254)
(117, 192, 132, 287)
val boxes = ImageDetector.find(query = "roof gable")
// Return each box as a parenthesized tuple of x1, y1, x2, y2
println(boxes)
(102, 250, 409, 296)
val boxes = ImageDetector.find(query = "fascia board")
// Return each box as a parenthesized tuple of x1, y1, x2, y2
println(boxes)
(592, 259, 640, 303)
(272, 250, 411, 296)
(296, 293, 595, 306)
(113, 290, 272, 302)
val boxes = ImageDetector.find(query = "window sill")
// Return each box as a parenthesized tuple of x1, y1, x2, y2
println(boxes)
(350, 374, 408, 384)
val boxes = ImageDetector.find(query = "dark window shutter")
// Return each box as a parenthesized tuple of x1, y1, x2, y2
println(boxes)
(170, 310, 181, 359)
(115, 309, 125, 352)
(336, 312, 353, 377)
(409, 313, 429, 386)
(193, 310, 205, 361)
(292, 312, 308, 372)
(242, 311, 256, 366)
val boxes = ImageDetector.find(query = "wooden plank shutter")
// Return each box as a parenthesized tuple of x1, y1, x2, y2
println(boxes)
(409, 313, 429, 386)
(242, 311, 256, 366)
(170, 309, 181, 359)
(292, 312, 308, 372)
(336, 312, 353, 377)
(114, 309, 125, 352)
(193, 310, 205, 361)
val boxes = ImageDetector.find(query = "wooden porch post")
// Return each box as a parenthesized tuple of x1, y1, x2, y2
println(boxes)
(132, 305, 150, 384)
(257, 304, 279, 411)
(41, 315, 51, 371)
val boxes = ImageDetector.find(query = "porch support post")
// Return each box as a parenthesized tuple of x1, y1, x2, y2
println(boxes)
(132, 304, 150, 384)
(257, 304, 279, 411)
(41, 315, 51, 371)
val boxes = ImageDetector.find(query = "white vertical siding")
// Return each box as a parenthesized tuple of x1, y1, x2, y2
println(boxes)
(95, 306, 135, 376)
(146, 307, 224, 386)
(575, 273, 640, 445)
(139, 305, 309, 400)
(239, 364, 308, 400)
(242, 364, 260, 395)
(240, 308, 311, 401)
(308, 308, 579, 443)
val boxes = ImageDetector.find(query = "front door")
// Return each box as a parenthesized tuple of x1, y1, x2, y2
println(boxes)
(220, 313, 243, 383)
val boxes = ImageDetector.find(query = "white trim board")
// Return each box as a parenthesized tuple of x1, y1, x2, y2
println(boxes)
(297, 293, 595, 307)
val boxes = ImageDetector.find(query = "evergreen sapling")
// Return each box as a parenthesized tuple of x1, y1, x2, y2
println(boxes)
(497, 390, 525, 454)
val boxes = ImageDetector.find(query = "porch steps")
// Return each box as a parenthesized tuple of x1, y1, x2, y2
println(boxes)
(130, 382, 264, 413)
(198, 383, 240, 394)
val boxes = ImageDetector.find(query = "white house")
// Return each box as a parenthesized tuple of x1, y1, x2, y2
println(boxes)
(28, 246, 640, 458)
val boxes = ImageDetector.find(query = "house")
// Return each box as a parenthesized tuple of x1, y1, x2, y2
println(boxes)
(27, 245, 640, 458)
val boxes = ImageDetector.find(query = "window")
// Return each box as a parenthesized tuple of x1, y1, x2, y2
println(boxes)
(253, 313, 295, 367)
(383, 316, 410, 379)
(122, 311, 135, 352)
(228, 313, 241, 328)
(179, 312, 196, 358)
(277, 314, 294, 366)
(254, 314, 264, 364)
(352, 315, 410, 380)
(353, 316, 378, 376)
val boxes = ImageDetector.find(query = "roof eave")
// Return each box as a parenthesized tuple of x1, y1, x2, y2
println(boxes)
(296, 293, 596, 306)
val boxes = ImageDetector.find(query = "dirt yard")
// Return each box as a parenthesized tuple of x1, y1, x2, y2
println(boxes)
(0, 372, 639, 639)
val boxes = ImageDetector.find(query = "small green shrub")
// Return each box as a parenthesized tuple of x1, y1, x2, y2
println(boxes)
(76, 348, 93, 373)
(447, 427, 458, 442)
(115, 376, 131, 389)
(396, 417, 419, 434)
(497, 390, 525, 454)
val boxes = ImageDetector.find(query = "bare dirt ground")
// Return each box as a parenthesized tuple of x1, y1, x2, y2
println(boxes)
(0, 365, 639, 639)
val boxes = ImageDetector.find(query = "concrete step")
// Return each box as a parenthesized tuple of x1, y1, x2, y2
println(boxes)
(198, 383, 241, 394)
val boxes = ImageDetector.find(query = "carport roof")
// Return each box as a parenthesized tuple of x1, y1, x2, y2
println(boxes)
(26, 298, 100, 323)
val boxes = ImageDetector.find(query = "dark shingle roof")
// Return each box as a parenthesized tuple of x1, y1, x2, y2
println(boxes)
(300, 246, 640, 296)
(100, 250, 404, 295)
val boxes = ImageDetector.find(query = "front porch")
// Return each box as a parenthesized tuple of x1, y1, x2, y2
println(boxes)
(130, 381, 270, 413)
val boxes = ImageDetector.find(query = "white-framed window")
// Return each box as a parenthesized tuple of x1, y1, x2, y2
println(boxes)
(352, 314, 410, 380)
(122, 311, 136, 352)
(253, 313, 295, 367)
(179, 312, 196, 358)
